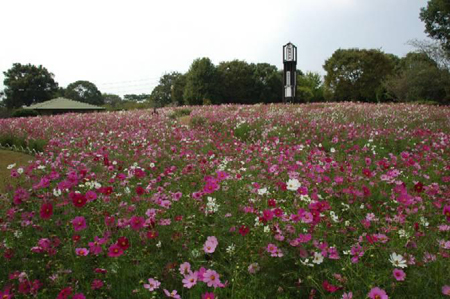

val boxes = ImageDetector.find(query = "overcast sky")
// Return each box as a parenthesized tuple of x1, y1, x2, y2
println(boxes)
(0, 0, 429, 97)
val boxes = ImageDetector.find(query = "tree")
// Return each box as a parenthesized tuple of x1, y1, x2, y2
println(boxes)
(384, 52, 450, 103)
(171, 74, 187, 106)
(296, 72, 324, 103)
(323, 49, 397, 102)
(184, 58, 219, 105)
(103, 93, 122, 107)
(123, 94, 150, 102)
(3, 63, 58, 109)
(65, 81, 104, 105)
(408, 39, 450, 70)
(150, 72, 183, 107)
(420, 0, 450, 53)
(216, 60, 255, 104)
(251, 63, 283, 103)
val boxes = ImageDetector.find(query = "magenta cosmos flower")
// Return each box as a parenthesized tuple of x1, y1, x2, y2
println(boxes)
(443, 285, 450, 296)
(368, 287, 388, 299)
(393, 269, 406, 281)
(71, 216, 87, 231)
(40, 202, 53, 220)
(202, 292, 215, 299)
(443, 205, 450, 222)
(108, 244, 124, 257)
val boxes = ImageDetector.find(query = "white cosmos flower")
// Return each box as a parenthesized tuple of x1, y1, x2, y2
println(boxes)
(258, 187, 268, 195)
(389, 252, 407, 268)
(286, 178, 301, 191)
(312, 252, 324, 264)
(7, 163, 16, 169)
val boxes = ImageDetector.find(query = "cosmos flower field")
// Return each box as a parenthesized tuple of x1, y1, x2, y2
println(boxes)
(0, 103, 450, 299)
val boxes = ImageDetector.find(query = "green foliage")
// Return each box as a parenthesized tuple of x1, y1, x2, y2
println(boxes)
(3, 63, 59, 109)
(123, 93, 150, 102)
(11, 108, 38, 118)
(190, 115, 207, 128)
(168, 108, 192, 119)
(65, 80, 104, 105)
(420, 0, 450, 53)
(296, 72, 324, 103)
(251, 63, 283, 103)
(217, 60, 255, 104)
(171, 74, 187, 106)
(150, 72, 183, 107)
(0, 133, 47, 153)
(184, 58, 220, 105)
(102, 93, 122, 107)
(323, 49, 397, 102)
(384, 52, 450, 103)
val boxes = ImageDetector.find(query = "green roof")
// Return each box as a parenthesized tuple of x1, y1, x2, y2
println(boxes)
(24, 98, 105, 110)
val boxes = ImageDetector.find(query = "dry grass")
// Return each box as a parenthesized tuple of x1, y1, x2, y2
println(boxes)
(0, 150, 34, 192)
(178, 115, 191, 126)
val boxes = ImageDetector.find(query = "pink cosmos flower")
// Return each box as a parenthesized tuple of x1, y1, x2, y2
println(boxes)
(40, 202, 53, 220)
(75, 248, 89, 256)
(72, 216, 87, 231)
(182, 271, 198, 289)
(85, 190, 97, 201)
(163, 289, 181, 298)
(107, 244, 124, 257)
(143, 278, 161, 291)
(444, 205, 450, 222)
(130, 216, 145, 230)
(442, 285, 450, 296)
(203, 236, 218, 253)
(202, 292, 215, 299)
(72, 294, 86, 299)
(393, 269, 406, 281)
(368, 287, 388, 299)
(91, 279, 104, 290)
(179, 262, 191, 275)
(203, 269, 221, 288)
(342, 292, 353, 299)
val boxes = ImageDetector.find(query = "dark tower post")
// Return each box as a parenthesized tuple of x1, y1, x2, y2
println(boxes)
(282, 42, 297, 103)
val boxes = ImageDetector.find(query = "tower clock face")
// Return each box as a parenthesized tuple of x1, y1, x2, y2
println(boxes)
(286, 44, 294, 61)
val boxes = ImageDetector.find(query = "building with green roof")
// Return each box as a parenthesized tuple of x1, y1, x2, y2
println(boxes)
(24, 97, 105, 115)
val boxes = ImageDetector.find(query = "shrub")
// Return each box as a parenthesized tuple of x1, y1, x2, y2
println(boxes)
(12, 109, 38, 118)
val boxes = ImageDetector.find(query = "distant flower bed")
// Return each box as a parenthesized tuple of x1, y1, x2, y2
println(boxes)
(0, 103, 449, 298)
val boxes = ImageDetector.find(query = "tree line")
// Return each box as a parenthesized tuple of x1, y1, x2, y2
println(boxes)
(1, 0, 449, 112)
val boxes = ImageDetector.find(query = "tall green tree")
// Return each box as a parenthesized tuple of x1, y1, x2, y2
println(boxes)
(217, 60, 255, 104)
(420, 0, 450, 53)
(251, 63, 283, 103)
(183, 58, 219, 105)
(323, 49, 397, 102)
(3, 63, 59, 109)
(384, 52, 450, 103)
(171, 73, 187, 106)
(65, 80, 104, 105)
(296, 72, 324, 103)
(150, 72, 183, 107)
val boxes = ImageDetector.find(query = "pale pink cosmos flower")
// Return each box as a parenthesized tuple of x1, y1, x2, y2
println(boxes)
(342, 292, 353, 299)
(143, 278, 160, 291)
(442, 285, 450, 296)
(203, 236, 218, 253)
(163, 289, 181, 299)
(179, 262, 191, 275)
(182, 271, 198, 289)
(393, 269, 406, 281)
(203, 269, 221, 288)
(75, 248, 89, 256)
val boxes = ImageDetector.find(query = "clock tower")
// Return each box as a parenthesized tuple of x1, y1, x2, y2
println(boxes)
(283, 42, 297, 103)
